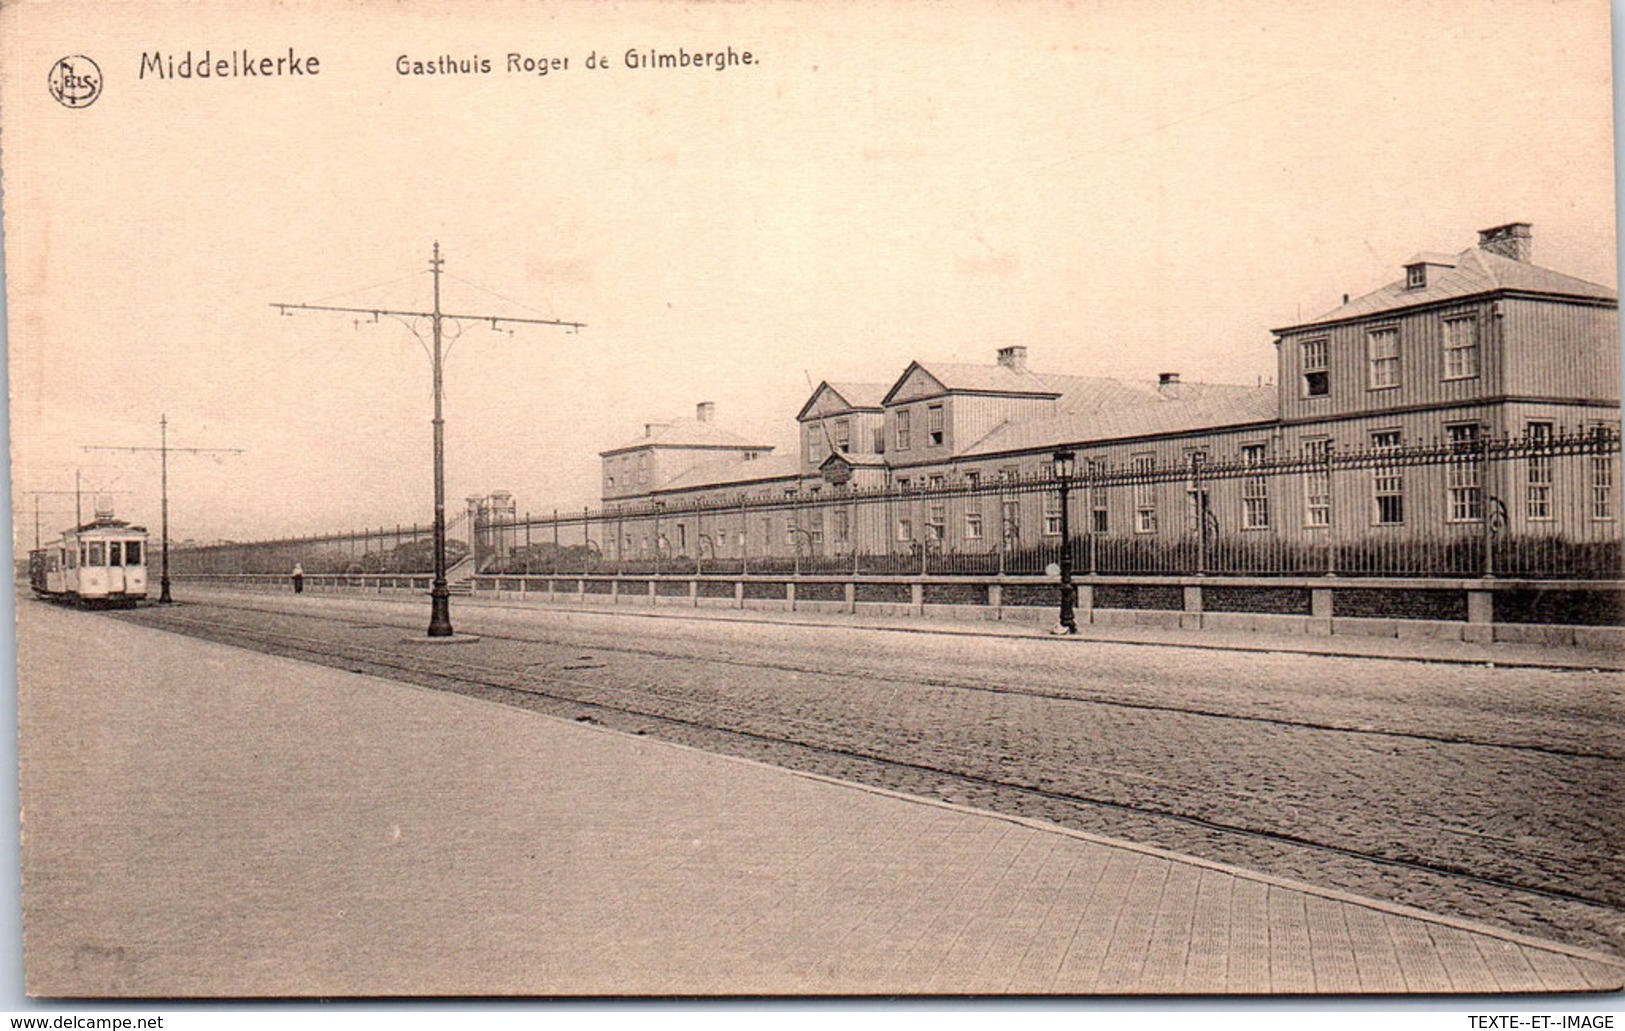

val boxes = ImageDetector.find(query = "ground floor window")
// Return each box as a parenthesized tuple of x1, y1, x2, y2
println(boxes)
(1372, 430, 1404, 525)
(1302, 438, 1331, 527)
(1526, 422, 1553, 521)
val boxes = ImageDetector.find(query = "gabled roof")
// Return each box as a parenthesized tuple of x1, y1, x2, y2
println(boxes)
(1282, 246, 1617, 332)
(602, 416, 773, 456)
(796, 380, 888, 421)
(881, 360, 1062, 405)
(960, 381, 1278, 457)
(652, 452, 802, 493)
(820, 451, 888, 470)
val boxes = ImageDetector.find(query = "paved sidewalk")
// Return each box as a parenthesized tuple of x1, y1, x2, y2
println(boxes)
(202, 581, 1621, 671)
(19, 601, 1623, 996)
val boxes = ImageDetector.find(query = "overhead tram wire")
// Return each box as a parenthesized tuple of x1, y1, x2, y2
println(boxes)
(270, 242, 586, 638)
(83, 415, 244, 603)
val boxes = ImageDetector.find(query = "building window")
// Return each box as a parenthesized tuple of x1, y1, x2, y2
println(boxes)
(1001, 499, 1020, 542)
(1133, 453, 1157, 533)
(1042, 491, 1062, 536)
(804, 425, 822, 464)
(807, 509, 824, 548)
(927, 404, 945, 446)
(1302, 438, 1331, 528)
(1443, 316, 1480, 380)
(1240, 443, 1270, 529)
(833, 508, 850, 544)
(965, 471, 980, 490)
(834, 419, 851, 454)
(1368, 328, 1400, 389)
(1446, 422, 1483, 522)
(895, 409, 912, 451)
(1526, 422, 1553, 521)
(1406, 264, 1426, 290)
(896, 515, 913, 542)
(637, 452, 650, 484)
(926, 476, 946, 541)
(1087, 461, 1108, 534)
(1592, 444, 1615, 521)
(873, 427, 886, 454)
(964, 507, 983, 540)
(1372, 430, 1404, 525)
(676, 524, 687, 552)
(1302, 338, 1329, 397)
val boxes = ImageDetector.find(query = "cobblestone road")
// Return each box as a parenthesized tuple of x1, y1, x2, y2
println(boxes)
(112, 592, 1624, 955)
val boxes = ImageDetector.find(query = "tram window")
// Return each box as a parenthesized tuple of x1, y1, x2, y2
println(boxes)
(79, 544, 87, 566)
(109, 542, 123, 566)
(125, 541, 141, 565)
(88, 542, 105, 566)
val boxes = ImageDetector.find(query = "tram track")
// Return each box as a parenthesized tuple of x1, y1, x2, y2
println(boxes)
(118, 601, 1625, 939)
(152, 597, 1625, 763)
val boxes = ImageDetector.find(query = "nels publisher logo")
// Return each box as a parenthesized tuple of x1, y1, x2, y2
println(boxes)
(48, 55, 101, 108)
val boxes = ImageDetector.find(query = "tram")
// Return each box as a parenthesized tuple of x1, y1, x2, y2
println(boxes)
(28, 518, 149, 606)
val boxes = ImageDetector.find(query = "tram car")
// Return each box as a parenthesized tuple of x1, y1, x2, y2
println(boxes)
(29, 518, 149, 606)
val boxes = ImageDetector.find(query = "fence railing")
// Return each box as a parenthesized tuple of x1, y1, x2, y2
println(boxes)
(173, 427, 1624, 581)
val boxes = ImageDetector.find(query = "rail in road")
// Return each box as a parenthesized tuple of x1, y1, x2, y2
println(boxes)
(107, 593, 1624, 957)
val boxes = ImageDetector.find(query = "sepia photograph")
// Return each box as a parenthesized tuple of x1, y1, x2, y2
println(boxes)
(1, 0, 1621, 1005)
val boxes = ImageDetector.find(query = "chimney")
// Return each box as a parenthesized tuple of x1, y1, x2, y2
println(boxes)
(1158, 372, 1183, 399)
(996, 346, 1029, 373)
(696, 401, 715, 423)
(1477, 222, 1533, 263)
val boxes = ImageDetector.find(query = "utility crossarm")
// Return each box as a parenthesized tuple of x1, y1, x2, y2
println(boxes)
(272, 301, 586, 332)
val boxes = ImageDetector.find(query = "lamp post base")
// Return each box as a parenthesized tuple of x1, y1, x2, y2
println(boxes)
(427, 586, 454, 637)
(158, 578, 173, 605)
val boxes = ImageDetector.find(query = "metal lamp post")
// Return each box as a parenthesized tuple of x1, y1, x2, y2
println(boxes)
(1053, 449, 1078, 634)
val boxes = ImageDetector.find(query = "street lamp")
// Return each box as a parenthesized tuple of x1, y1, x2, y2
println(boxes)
(1053, 449, 1078, 634)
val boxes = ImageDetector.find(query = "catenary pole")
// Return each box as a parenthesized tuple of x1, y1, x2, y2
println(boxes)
(273, 243, 584, 637)
(84, 415, 242, 603)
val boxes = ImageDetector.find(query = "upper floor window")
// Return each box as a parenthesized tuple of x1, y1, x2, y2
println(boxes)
(1405, 264, 1426, 290)
(894, 409, 912, 451)
(833, 419, 851, 454)
(926, 404, 945, 446)
(804, 425, 822, 464)
(1367, 328, 1400, 389)
(1442, 316, 1480, 380)
(1301, 338, 1329, 397)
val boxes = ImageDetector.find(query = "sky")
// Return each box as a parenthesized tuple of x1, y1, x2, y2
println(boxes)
(2, 0, 1617, 546)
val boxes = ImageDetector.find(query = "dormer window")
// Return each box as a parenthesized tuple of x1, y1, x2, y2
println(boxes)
(1405, 264, 1426, 290)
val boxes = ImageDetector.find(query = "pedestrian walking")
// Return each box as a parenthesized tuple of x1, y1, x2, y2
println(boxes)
(291, 562, 304, 594)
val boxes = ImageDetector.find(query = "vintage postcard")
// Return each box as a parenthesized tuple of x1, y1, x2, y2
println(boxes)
(2, 0, 1620, 1002)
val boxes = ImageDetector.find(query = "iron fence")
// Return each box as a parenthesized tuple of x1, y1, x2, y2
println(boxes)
(173, 427, 1623, 581)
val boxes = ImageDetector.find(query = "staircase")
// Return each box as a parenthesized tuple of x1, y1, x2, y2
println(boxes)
(445, 555, 477, 596)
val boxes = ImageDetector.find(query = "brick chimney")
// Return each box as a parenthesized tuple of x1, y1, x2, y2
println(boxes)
(696, 401, 715, 423)
(1158, 372, 1183, 399)
(1478, 222, 1533, 263)
(996, 346, 1028, 373)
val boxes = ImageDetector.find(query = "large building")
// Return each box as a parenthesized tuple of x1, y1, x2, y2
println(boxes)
(594, 224, 1618, 572)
